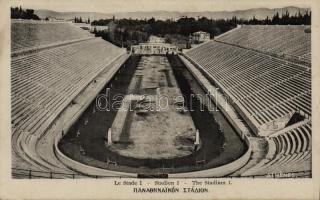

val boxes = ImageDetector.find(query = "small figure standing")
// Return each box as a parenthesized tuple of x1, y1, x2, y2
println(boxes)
(194, 129, 200, 152)
(222, 142, 226, 149)
(76, 130, 80, 137)
(80, 145, 85, 155)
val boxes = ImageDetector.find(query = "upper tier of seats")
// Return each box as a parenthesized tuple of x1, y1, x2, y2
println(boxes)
(216, 25, 311, 63)
(11, 20, 93, 52)
(11, 37, 126, 137)
(184, 40, 311, 134)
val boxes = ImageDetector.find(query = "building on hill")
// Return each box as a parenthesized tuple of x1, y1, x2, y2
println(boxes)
(90, 25, 109, 32)
(89, 21, 116, 35)
(148, 36, 166, 43)
(192, 31, 210, 43)
(72, 22, 91, 30)
(45, 17, 65, 22)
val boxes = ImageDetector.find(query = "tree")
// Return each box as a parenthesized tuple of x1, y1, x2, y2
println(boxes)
(92, 9, 311, 49)
(303, 10, 311, 25)
(11, 6, 40, 20)
(272, 12, 280, 24)
(265, 16, 271, 25)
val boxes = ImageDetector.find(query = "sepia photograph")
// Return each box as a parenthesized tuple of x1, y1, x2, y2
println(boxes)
(0, 0, 319, 199)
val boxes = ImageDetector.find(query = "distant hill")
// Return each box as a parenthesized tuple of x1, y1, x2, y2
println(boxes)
(186, 7, 310, 20)
(35, 6, 310, 21)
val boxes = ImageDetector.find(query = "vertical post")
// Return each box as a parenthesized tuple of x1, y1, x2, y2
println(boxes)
(107, 128, 112, 145)
(106, 88, 110, 99)
(29, 170, 32, 179)
(194, 129, 200, 145)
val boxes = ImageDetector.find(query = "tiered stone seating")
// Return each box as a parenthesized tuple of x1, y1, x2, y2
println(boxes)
(11, 38, 126, 137)
(242, 120, 311, 176)
(184, 40, 311, 131)
(11, 20, 93, 52)
(216, 25, 311, 63)
(11, 19, 131, 177)
(184, 25, 311, 176)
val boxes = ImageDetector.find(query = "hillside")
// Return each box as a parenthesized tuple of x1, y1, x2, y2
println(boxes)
(35, 6, 310, 21)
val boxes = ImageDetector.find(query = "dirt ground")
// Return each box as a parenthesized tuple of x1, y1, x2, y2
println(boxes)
(109, 56, 196, 159)
(58, 55, 247, 173)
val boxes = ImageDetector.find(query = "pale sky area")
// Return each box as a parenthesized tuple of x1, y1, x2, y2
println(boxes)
(11, 0, 310, 13)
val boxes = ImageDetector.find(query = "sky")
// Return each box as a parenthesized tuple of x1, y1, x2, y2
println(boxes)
(10, 0, 311, 13)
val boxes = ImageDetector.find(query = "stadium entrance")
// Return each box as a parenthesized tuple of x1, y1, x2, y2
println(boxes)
(130, 35, 179, 55)
(131, 43, 178, 55)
